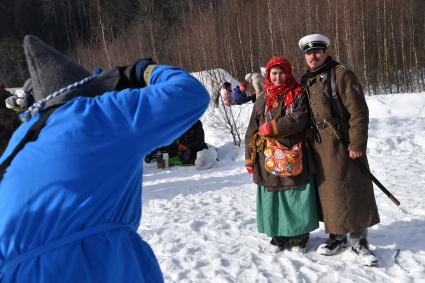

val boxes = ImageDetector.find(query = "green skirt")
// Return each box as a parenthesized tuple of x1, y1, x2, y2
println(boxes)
(256, 178, 319, 237)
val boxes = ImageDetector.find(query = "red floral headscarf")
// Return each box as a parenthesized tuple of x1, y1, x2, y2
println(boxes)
(263, 56, 303, 111)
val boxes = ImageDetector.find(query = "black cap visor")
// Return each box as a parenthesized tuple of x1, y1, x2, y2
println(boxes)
(302, 42, 327, 53)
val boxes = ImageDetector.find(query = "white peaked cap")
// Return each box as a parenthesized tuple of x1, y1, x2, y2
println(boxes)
(298, 34, 330, 52)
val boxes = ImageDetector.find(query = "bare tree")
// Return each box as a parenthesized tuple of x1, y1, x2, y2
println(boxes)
(2, 0, 424, 93)
(96, 0, 111, 68)
(200, 69, 247, 147)
(266, 0, 275, 55)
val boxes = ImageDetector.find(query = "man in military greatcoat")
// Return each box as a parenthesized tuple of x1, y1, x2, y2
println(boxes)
(298, 33, 380, 266)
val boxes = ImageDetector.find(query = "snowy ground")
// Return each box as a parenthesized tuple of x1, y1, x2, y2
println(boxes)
(138, 92, 425, 283)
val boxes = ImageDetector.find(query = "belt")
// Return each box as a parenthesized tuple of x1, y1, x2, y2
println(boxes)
(0, 223, 129, 276)
(315, 121, 329, 130)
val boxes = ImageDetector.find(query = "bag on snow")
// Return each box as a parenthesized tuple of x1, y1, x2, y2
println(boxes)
(195, 148, 217, 170)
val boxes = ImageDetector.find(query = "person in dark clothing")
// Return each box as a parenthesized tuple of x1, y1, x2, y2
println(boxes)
(233, 80, 256, 105)
(177, 120, 208, 164)
(0, 84, 22, 155)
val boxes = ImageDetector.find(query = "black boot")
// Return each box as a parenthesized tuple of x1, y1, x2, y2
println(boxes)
(288, 233, 309, 253)
(269, 236, 288, 253)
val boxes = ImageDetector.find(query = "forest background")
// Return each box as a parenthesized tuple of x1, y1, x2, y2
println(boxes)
(0, 0, 424, 95)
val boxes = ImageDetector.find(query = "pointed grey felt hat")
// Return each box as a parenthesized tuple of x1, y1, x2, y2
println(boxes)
(23, 35, 90, 102)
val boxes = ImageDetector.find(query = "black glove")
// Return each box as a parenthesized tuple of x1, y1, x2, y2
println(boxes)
(114, 58, 156, 90)
(124, 58, 156, 88)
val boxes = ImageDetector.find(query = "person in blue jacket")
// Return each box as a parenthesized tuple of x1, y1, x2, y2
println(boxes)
(0, 35, 209, 283)
(232, 80, 256, 105)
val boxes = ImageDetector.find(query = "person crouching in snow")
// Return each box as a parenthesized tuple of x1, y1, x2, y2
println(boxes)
(0, 35, 209, 283)
(177, 120, 208, 165)
(233, 80, 256, 105)
(244, 56, 319, 253)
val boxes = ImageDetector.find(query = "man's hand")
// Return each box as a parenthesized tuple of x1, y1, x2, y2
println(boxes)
(349, 150, 363, 159)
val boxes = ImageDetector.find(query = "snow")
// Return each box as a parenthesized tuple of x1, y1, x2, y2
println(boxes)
(191, 68, 240, 94)
(138, 91, 425, 282)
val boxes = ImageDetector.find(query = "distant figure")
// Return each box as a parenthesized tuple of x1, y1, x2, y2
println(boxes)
(220, 81, 234, 106)
(177, 120, 208, 165)
(233, 80, 256, 105)
(5, 78, 35, 113)
(245, 72, 264, 99)
(0, 84, 21, 155)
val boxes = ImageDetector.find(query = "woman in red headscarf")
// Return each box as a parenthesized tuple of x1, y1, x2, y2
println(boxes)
(244, 56, 319, 252)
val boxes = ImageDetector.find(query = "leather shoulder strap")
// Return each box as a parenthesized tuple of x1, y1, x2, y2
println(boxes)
(330, 67, 349, 118)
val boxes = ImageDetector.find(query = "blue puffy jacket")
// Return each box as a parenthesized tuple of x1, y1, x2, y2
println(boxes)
(232, 86, 255, 105)
(0, 65, 209, 283)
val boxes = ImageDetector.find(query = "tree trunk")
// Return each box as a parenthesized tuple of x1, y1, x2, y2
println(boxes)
(409, 0, 423, 91)
(334, 1, 340, 60)
(360, 0, 370, 94)
(96, 0, 111, 68)
(343, 0, 353, 68)
(388, 0, 399, 92)
(266, 0, 275, 55)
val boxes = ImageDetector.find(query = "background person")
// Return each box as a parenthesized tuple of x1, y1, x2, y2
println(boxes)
(233, 80, 256, 105)
(220, 81, 234, 106)
(177, 120, 208, 165)
(245, 72, 264, 99)
(0, 83, 21, 155)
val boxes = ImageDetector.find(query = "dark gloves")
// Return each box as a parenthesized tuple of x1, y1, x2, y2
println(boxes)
(133, 58, 156, 86)
(118, 58, 156, 89)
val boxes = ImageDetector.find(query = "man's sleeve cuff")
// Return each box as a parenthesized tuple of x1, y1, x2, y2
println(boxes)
(245, 159, 254, 167)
